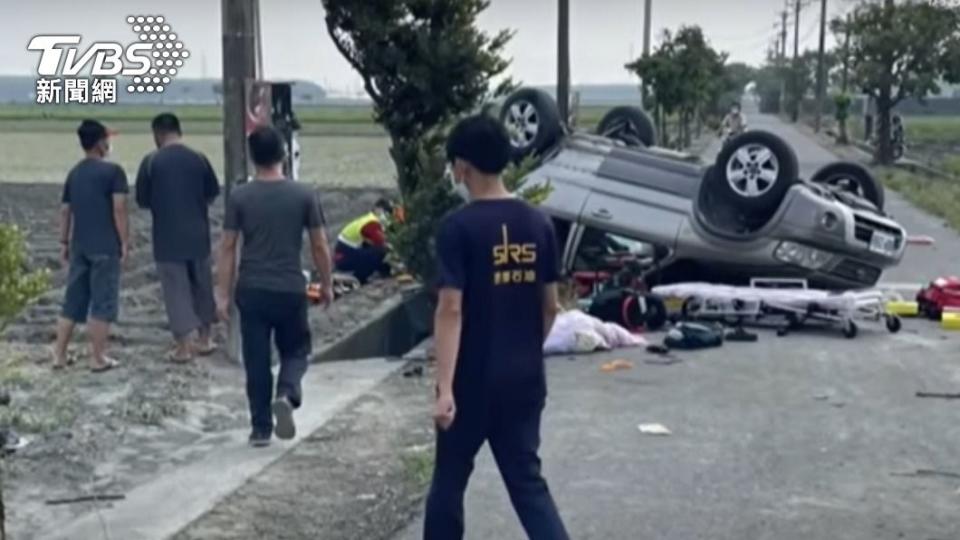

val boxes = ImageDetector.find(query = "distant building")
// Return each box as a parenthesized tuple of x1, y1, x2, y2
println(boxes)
(0, 75, 327, 106)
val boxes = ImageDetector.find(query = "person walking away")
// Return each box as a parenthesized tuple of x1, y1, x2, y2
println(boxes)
(215, 126, 334, 448)
(52, 119, 129, 373)
(333, 198, 393, 284)
(135, 113, 220, 363)
(423, 115, 569, 540)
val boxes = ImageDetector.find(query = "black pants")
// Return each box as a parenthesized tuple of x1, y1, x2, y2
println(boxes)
(334, 241, 390, 284)
(423, 398, 569, 540)
(235, 288, 311, 432)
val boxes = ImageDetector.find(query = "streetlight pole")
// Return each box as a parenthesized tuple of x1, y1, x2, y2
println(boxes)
(791, 0, 801, 123)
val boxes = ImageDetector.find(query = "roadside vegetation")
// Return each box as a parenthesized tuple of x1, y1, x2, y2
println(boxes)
(879, 166, 960, 231)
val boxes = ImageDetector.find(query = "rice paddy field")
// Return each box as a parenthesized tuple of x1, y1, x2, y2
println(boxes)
(0, 104, 623, 187)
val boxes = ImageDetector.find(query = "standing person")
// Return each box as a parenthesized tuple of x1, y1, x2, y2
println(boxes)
(215, 126, 334, 448)
(135, 113, 220, 363)
(52, 119, 129, 373)
(423, 115, 569, 540)
(333, 198, 393, 283)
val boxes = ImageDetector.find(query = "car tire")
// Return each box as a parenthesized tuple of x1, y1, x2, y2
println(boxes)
(597, 106, 657, 148)
(712, 130, 799, 216)
(643, 294, 668, 331)
(500, 88, 563, 161)
(810, 162, 885, 211)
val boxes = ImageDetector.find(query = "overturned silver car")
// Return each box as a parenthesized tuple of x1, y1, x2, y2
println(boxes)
(500, 88, 906, 290)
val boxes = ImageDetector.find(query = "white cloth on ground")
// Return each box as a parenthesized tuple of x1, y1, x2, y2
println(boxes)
(544, 310, 646, 356)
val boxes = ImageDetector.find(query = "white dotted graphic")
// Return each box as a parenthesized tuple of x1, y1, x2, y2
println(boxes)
(126, 15, 188, 94)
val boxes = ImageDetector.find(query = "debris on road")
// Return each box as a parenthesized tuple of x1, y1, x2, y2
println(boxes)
(891, 469, 960, 480)
(45, 494, 126, 506)
(915, 391, 960, 400)
(638, 423, 672, 436)
(402, 365, 424, 378)
(600, 359, 634, 373)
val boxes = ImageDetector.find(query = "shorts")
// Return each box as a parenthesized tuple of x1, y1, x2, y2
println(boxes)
(61, 252, 121, 324)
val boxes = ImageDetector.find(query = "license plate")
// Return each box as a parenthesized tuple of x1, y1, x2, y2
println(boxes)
(869, 231, 897, 255)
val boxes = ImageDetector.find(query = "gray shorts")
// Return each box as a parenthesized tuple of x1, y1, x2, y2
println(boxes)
(62, 252, 121, 324)
(157, 257, 216, 338)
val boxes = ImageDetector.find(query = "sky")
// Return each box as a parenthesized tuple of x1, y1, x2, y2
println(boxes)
(0, 0, 853, 95)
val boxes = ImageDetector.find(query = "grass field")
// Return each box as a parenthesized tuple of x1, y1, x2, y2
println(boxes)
(0, 103, 622, 186)
(848, 115, 960, 145)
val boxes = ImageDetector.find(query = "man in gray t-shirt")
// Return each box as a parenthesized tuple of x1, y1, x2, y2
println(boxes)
(136, 113, 220, 363)
(216, 125, 334, 448)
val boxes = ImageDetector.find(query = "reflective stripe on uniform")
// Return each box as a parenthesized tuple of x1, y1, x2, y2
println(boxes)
(337, 212, 379, 248)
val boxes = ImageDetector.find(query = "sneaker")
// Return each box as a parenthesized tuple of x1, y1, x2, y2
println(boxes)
(249, 430, 272, 448)
(271, 397, 296, 440)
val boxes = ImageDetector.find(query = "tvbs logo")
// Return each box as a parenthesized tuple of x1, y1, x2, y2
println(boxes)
(28, 15, 188, 104)
(28, 35, 152, 78)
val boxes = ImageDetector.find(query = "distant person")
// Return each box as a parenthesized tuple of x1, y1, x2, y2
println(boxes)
(52, 119, 129, 373)
(721, 102, 748, 138)
(334, 198, 393, 284)
(135, 113, 220, 363)
(422, 115, 569, 540)
(215, 125, 334, 448)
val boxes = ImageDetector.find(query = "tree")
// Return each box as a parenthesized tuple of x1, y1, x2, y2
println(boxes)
(626, 26, 728, 148)
(323, 0, 515, 282)
(846, 0, 960, 164)
(323, 0, 512, 197)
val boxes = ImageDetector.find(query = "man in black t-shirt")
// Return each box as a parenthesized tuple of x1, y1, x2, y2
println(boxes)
(423, 115, 569, 540)
(53, 119, 129, 373)
(215, 126, 334, 448)
(136, 113, 221, 363)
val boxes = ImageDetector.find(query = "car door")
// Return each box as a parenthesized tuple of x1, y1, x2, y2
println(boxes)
(579, 189, 685, 251)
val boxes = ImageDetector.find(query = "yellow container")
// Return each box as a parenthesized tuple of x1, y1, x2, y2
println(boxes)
(942, 311, 960, 331)
(886, 300, 919, 317)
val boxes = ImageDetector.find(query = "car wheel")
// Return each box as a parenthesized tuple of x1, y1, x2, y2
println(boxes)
(643, 294, 668, 331)
(500, 88, 563, 161)
(597, 106, 657, 148)
(810, 162, 885, 211)
(712, 131, 799, 216)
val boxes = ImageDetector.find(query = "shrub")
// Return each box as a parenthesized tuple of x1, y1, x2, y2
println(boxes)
(0, 224, 48, 328)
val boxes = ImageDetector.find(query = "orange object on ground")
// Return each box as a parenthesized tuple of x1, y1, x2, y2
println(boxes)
(600, 359, 634, 373)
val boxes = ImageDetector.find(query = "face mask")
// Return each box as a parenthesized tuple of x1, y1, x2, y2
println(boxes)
(446, 164, 471, 202)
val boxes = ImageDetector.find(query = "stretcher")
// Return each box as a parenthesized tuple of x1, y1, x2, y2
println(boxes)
(652, 280, 902, 338)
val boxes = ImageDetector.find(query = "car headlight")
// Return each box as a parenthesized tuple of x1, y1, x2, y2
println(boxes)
(774, 241, 834, 270)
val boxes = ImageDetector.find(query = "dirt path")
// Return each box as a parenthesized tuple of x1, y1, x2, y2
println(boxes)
(0, 183, 399, 538)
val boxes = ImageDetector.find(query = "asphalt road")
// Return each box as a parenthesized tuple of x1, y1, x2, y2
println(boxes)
(395, 116, 960, 540)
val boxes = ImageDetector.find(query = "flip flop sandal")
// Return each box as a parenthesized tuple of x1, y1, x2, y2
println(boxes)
(51, 351, 77, 370)
(194, 344, 218, 357)
(168, 352, 194, 364)
(90, 357, 120, 373)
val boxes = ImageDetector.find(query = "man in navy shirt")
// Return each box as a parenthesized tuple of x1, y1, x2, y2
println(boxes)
(423, 115, 569, 540)
(53, 119, 129, 373)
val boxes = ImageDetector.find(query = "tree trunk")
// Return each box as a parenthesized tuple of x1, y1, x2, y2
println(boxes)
(837, 117, 849, 145)
(875, 95, 894, 165)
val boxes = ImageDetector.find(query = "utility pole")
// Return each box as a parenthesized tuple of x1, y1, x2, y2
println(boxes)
(791, 0, 801, 122)
(557, 0, 570, 126)
(641, 0, 653, 109)
(814, 0, 828, 132)
(221, 0, 258, 361)
(780, 9, 788, 114)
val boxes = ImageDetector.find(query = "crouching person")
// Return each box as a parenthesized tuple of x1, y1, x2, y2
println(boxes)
(333, 198, 394, 284)
(215, 126, 334, 447)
